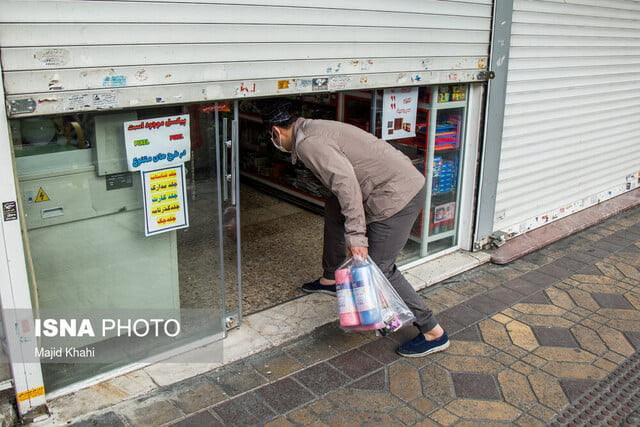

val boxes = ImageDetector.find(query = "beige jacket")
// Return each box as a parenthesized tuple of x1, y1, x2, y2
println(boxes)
(291, 118, 426, 248)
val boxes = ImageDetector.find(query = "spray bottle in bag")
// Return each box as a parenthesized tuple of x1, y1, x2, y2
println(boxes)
(335, 268, 360, 327)
(351, 264, 382, 325)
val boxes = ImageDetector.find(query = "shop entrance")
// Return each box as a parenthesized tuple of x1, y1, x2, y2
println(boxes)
(236, 85, 475, 314)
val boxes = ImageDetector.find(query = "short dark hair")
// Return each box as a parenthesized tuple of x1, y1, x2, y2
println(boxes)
(260, 99, 298, 129)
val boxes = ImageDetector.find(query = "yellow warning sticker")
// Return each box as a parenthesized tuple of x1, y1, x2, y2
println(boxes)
(35, 188, 50, 203)
(17, 386, 45, 402)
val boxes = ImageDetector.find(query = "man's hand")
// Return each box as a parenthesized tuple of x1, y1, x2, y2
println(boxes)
(348, 246, 369, 259)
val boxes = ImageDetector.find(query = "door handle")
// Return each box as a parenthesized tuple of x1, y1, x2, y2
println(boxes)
(222, 117, 230, 202)
(230, 118, 238, 206)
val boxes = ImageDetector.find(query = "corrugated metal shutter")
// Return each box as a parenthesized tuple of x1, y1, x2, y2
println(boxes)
(494, 0, 640, 237)
(1, 0, 491, 117)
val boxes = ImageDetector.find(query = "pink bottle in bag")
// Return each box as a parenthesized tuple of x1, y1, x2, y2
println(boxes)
(335, 268, 360, 327)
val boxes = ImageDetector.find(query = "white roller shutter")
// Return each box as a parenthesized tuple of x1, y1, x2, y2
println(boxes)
(1, 0, 492, 117)
(494, 0, 640, 237)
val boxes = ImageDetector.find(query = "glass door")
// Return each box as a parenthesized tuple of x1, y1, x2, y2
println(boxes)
(11, 100, 241, 392)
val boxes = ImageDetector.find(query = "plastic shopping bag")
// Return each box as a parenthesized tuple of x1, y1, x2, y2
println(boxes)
(335, 256, 415, 334)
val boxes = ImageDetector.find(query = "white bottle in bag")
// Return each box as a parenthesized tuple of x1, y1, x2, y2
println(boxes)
(351, 265, 382, 325)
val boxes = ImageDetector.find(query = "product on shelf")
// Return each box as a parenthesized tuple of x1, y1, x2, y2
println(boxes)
(432, 156, 459, 194)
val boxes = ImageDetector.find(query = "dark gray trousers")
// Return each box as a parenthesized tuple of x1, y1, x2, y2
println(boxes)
(322, 186, 438, 332)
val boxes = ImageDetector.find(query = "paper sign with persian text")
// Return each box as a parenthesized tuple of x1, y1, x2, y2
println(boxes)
(123, 115, 191, 172)
(381, 87, 419, 141)
(141, 165, 189, 236)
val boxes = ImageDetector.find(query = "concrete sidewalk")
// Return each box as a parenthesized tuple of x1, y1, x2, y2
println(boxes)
(62, 206, 640, 426)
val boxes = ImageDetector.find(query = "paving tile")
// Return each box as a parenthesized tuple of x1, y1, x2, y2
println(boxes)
(519, 315, 574, 330)
(531, 326, 579, 348)
(464, 293, 508, 315)
(503, 277, 543, 296)
(528, 371, 569, 412)
(485, 264, 528, 282)
(536, 262, 574, 280)
(212, 392, 276, 426)
(534, 347, 596, 363)
(497, 369, 537, 410)
(252, 351, 304, 379)
(292, 362, 350, 396)
(358, 337, 402, 364)
(322, 410, 396, 426)
(255, 377, 315, 414)
(446, 340, 495, 357)
(282, 330, 340, 367)
(392, 406, 423, 425)
(437, 355, 503, 375)
(568, 288, 600, 311)
(596, 261, 626, 280)
(306, 398, 334, 416)
(492, 351, 517, 366)
(592, 292, 635, 310)
(389, 362, 422, 401)
(624, 331, 640, 350)
(558, 378, 598, 402)
(120, 397, 184, 427)
(410, 397, 437, 414)
(439, 304, 485, 326)
(484, 286, 524, 305)
(428, 408, 459, 425)
(506, 320, 538, 351)
(451, 324, 482, 342)
(597, 326, 636, 356)
(508, 258, 540, 274)
(544, 287, 575, 309)
(593, 240, 627, 252)
(521, 251, 556, 267)
(478, 318, 511, 349)
(211, 360, 267, 397)
(520, 292, 550, 305)
(169, 378, 227, 414)
(324, 389, 403, 413)
(514, 413, 546, 427)
(564, 251, 604, 266)
(286, 408, 317, 425)
(327, 348, 382, 380)
(425, 288, 468, 311)
(347, 369, 387, 391)
(72, 411, 126, 427)
(437, 313, 466, 334)
(448, 280, 489, 297)
(527, 404, 558, 423)
(561, 311, 582, 323)
(519, 270, 558, 287)
(271, 417, 298, 427)
(577, 264, 603, 276)
(593, 358, 617, 372)
(419, 363, 456, 404)
(571, 324, 607, 355)
(451, 372, 500, 400)
(616, 262, 640, 280)
(541, 362, 606, 381)
(522, 353, 549, 368)
(445, 399, 521, 421)
(170, 411, 223, 427)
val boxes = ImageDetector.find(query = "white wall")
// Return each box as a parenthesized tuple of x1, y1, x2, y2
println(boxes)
(0, 0, 492, 116)
(494, 0, 640, 237)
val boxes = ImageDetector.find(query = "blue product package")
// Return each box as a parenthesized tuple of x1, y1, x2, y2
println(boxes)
(351, 265, 382, 325)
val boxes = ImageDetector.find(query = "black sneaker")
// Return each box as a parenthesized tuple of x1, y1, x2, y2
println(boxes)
(396, 332, 450, 358)
(301, 279, 336, 296)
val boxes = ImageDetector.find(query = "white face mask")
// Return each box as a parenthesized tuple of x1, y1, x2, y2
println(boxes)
(271, 130, 291, 153)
